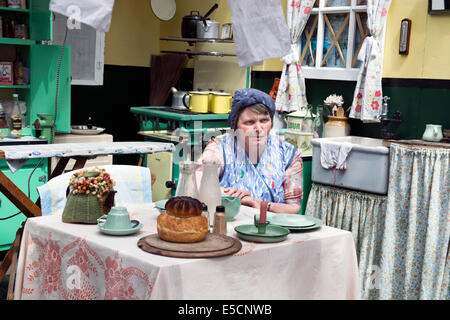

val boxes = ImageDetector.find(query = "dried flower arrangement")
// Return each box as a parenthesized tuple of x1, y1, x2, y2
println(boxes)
(68, 168, 115, 201)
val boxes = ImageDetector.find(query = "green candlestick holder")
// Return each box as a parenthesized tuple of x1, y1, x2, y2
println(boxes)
(254, 215, 270, 234)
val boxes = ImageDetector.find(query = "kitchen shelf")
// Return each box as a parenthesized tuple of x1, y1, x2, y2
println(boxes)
(160, 37, 233, 44)
(161, 50, 236, 57)
(0, 84, 30, 89)
(0, 38, 34, 45)
(0, 6, 30, 13)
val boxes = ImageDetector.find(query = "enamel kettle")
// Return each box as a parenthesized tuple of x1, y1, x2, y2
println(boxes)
(170, 87, 189, 110)
(422, 124, 443, 142)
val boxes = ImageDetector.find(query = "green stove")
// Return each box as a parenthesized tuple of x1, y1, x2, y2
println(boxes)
(130, 106, 230, 200)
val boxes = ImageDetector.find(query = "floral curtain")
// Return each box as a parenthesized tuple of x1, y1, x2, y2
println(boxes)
(306, 183, 387, 300)
(275, 0, 316, 113)
(349, 0, 391, 122)
(379, 144, 450, 300)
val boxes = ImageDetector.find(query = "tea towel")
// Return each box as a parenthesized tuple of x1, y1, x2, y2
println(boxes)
(320, 141, 352, 170)
(49, 0, 115, 32)
(228, 0, 291, 67)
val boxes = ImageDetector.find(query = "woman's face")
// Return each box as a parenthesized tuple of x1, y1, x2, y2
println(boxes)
(236, 108, 272, 150)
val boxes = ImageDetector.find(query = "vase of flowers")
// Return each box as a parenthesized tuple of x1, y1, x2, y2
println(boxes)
(323, 94, 350, 137)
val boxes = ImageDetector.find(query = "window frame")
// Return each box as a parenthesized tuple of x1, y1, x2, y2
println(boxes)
(300, 0, 368, 81)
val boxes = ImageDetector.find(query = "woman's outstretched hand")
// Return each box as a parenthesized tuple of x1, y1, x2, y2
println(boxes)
(223, 187, 251, 199)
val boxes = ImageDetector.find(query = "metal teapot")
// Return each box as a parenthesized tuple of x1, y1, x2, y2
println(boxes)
(170, 87, 189, 110)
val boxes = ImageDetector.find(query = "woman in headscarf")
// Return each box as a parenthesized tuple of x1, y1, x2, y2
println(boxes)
(200, 88, 303, 214)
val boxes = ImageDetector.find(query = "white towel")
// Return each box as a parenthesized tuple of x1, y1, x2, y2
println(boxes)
(49, 0, 115, 32)
(227, 0, 291, 67)
(320, 141, 352, 170)
(37, 165, 152, 216)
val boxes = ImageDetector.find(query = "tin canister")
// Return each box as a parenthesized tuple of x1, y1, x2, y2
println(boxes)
(10, 114, 22, 135)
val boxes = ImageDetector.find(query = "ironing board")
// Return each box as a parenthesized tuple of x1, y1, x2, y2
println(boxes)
(0, 141, 175, 299)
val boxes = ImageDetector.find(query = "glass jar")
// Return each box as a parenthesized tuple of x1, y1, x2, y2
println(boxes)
(175, 161, 199, 198)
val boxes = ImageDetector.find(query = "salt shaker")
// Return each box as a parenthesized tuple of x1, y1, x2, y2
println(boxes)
(213, 205, 227, 235)
(201, 203, 210, 231)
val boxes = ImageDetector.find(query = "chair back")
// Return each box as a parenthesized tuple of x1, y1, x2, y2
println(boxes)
(37, 165, 152, 216)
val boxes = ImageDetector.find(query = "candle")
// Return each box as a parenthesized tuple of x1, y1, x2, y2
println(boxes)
(260, 201, 268, 224)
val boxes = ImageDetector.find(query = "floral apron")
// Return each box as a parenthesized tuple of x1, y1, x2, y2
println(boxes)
(219, 133, 296, 202)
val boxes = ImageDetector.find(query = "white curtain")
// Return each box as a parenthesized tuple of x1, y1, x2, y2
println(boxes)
(349, 0, 391, 122)
(275, 0, 316, 113)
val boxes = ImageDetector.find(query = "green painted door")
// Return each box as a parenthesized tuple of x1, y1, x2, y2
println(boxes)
(29, 44, 71, 133)
(29, 0, 52, 42)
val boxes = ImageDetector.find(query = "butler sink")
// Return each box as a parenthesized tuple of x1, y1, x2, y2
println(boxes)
(311, 136, 390, 194)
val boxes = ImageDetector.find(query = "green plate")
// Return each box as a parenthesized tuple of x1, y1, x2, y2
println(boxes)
(234, 224, 290, 243)
(282, 217, 323, 231)
(267, 213, 316, 228)
(98, 222, 143, 236)
(155, 199, 168, 210)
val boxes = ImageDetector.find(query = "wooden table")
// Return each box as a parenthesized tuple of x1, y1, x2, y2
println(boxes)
(0, 141, 174, 299)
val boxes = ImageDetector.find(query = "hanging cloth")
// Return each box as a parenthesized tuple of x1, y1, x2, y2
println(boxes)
(49, 0, 115, 32)
(275, 0, 316, 113)
(227, 0, 291, 68)
(349, 0, 391, 122)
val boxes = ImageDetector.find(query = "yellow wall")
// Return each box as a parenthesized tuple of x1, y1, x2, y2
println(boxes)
(384, 0, 450, 79)
(104, 0, 450, 79)
(104, 0, 160, 67)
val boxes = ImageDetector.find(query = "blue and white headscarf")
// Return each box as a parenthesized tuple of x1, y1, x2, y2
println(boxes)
(228, 88, 275, 129)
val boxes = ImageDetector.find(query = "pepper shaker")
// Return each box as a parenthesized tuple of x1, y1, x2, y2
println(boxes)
(213, 205, 227, 235)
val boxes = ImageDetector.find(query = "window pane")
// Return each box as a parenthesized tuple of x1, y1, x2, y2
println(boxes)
(352, 12, 368, 68)
(322, 13, 349, 68)
(356, 0, 368, 5)
(300, 15, 318, 67)
(325, 0, 351, 7)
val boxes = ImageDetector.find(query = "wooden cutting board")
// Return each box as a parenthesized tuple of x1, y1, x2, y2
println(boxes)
(138, 233, 242, 258)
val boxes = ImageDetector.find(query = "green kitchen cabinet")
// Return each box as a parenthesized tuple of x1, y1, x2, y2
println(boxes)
(299, 156, 312, 215)
(0, 0, 71, 251)
(0, 0, 71, 133)
(0, 158, 48, 251)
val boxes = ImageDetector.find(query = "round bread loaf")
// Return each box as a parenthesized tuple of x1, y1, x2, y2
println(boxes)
(157, 196, 208, 243)
(165, 196, 203, 218)
(157, 212, 208, 243)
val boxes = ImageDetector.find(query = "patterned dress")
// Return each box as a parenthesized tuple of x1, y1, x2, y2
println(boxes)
(200, 133, 303, 204)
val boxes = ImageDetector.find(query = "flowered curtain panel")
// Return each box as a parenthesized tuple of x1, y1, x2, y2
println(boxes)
(379, 144, 449, 300)
(305, 183, 387, 300)
(349, 0, 391, 122)
(275, 0, 316, 113)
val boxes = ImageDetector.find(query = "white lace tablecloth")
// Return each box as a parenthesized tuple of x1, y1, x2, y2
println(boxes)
(14, 204, 361, 300)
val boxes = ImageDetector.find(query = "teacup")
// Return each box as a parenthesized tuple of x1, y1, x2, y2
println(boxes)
(97, 206, 131, 230)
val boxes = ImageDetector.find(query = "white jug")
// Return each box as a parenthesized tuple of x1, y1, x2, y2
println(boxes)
(422, 124, 443, 142)
(198, 160, 222, 228)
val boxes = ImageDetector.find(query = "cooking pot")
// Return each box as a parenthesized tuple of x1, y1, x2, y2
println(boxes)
(170, 87, 189, 110)
(183, 91, 209, 113)
(181, 4, 218, 38)
(181, 11, 202, 38)
(210, 92, 232, 114)
(196, 19, 220, 39)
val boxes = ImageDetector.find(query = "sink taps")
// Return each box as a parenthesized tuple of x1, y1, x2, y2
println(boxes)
(380, 96, 390, 120)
